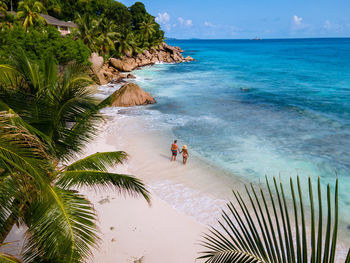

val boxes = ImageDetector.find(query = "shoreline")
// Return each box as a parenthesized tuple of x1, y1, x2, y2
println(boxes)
(2, 46, 350, 262)
(73, 119, 210, 263)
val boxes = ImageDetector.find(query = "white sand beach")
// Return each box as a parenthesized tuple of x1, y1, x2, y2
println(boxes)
(78, 117, 212, 263)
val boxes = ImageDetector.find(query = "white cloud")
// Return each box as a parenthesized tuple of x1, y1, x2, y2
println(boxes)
(156, 12, 172, 31)
(323, 20, 342, 32)
(178, 17, 193, 27)
(293, 15, 303, 25)
(204, 21, 215, 27)
(291, 15, 309, 33)
(324, 20, 331, 29)
(156, 12, 170, 24)
(185, 19, 193, 27)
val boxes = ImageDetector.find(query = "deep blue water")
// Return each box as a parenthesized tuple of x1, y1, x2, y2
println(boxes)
(133, 38, 350, 215)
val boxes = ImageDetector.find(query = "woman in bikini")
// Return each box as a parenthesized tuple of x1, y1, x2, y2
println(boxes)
(180, 145, 189, 165)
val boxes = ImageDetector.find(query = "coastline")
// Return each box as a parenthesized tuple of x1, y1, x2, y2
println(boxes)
(2, 42, 349, 262)
(87, 55, 350, 261)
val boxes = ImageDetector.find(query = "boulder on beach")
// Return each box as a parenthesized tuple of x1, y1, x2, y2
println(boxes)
(110, 83, 156, 107)
(89, 53, 108, 85)
(110, 57, 138, 72)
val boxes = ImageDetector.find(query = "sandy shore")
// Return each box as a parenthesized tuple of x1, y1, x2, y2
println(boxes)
(85, 191, 205, 263)
(76, 118, 213, 263)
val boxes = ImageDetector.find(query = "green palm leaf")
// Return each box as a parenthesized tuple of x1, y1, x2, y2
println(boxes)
(66, 151, 128, 171)
(199, 176, 350, 263)
(57, 170, 150, 203)
(23, 187, 97, 263)
(0, 250, 22, 263)
(0, 114, 52, 190)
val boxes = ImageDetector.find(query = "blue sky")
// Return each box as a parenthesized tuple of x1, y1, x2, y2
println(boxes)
(120, 0, 350, 39)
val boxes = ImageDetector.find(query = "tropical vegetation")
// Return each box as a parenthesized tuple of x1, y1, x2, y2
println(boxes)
(0, 52, 150, 262)
(0, 0, 165, 64)
(0, 25, 90, 66)
(199, 176, 350, 263)
(17, 0, 46, 30)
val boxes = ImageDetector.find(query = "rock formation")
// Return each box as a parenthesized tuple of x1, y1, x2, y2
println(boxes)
(89, 53, 108, 85)
(90, 42, 194, 85)
(110, 83, 156, 107)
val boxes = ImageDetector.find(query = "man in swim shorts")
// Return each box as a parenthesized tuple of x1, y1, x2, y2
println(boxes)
(170, 140, 179, 161)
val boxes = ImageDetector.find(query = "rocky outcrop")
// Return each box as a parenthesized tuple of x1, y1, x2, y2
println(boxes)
(89, 53, 108, 85)
(110, 57, 138, 72)
(185, 56, 195, 62)
(110, 83, 156, 107)
(108, 42, 191, 72)
(90, 42, 193, 84)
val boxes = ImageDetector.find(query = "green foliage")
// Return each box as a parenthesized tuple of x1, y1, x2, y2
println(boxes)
(1, 0, 165, 61)
(199, 176, 350, 263)
(0, 0, 8, 15)
(129, 1, 147, 29)
(0, 25, 90, 66)
(17, 0, 46, 30)
(0, 54, 150, 262)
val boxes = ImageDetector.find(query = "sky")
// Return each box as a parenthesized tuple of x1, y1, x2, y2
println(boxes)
(119, 0, 350, 39)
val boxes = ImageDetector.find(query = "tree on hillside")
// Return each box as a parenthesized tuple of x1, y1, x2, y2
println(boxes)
(138, 14, 156, 48)
(39, 0, 61, 16)
(115, 29, 141, 57)
(0, 0, 7, 15)
(0, 25, 90, 65)
(0, 53, 150, 262)
(96, 17, 118, 55)
(73, 13, 100, 52)
(17, 0, 46, 30)
(129, 1, 147, 29)
(104, 1, 131, 32)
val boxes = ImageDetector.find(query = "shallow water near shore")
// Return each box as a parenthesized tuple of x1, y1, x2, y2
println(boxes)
(98, 38, 350, 258)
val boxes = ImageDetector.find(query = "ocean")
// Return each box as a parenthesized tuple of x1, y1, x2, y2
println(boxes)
(99, 38, 350, 237)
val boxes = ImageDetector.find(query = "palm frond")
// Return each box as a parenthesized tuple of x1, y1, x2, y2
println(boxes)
(23, 187, 97, 263)
(0, 249, 22, 263)
(0, 113, 52, 190)
(65, 151, 128, 172)
(199, 176, 346, 263)
(57, 170, 150, 203)
(0, 176, 23, 242)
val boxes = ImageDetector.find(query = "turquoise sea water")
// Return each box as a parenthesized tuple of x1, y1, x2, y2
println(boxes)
(131, 39, 350, 220)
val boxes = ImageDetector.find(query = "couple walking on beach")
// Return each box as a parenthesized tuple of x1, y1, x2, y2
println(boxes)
(171, 140, 189, 165)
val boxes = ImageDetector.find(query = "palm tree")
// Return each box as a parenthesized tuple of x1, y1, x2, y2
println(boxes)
(0, 0, 7, 16)
(138, 15, 156, 48)
(16, 0, 47, 31)
(72, 14, 100, 53)
(199, 176, 350, 263)
(115, 30, 141, 57)
(0, 53, 150, 262)
(96, 17, 118, 55)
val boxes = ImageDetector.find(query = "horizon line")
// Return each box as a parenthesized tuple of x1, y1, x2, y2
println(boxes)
(165, 36, 350, 40)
